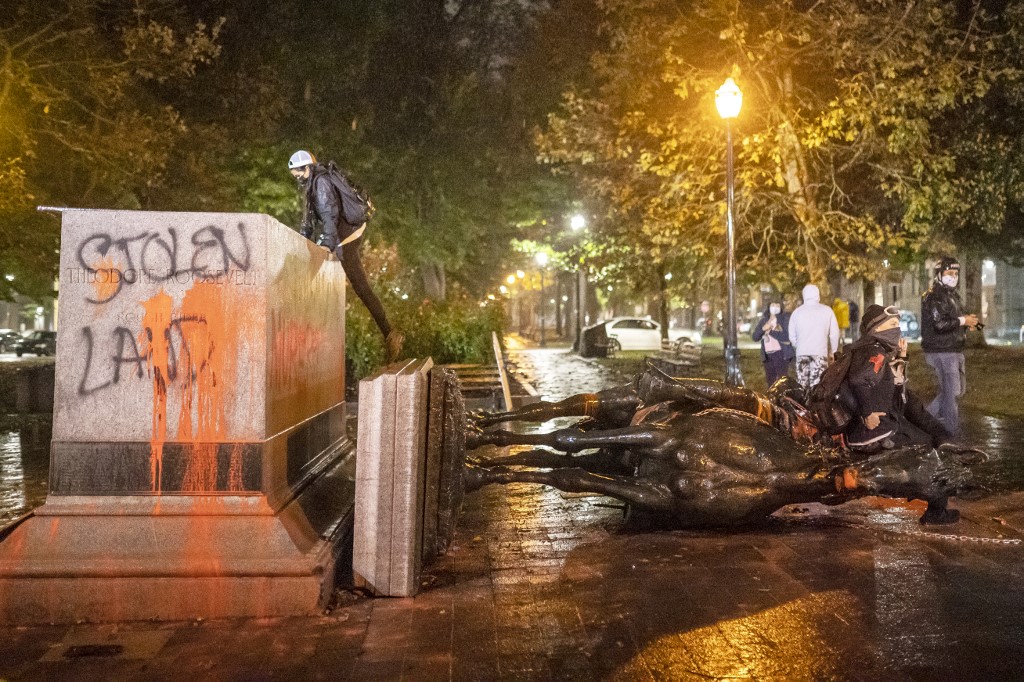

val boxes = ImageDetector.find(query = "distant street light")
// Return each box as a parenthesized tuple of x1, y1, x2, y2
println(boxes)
(506, 274, 516, 285)
(716, 76, 745, 387)
(536, 252, 549, 347)
(570, 214, 586, 231)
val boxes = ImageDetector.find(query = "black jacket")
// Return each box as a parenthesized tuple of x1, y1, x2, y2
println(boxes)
(300, 164, 359, 250)
(844, 339, 950, 449)
(921, 282, 965, 353)
(751, 307, 796, 362)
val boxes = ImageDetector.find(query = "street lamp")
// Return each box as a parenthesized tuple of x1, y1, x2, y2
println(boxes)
(536, 251, 549, 347)
(716, 76, 745, 387)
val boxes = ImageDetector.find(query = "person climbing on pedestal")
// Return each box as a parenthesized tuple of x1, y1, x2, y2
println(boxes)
(288, 150, 403, 362)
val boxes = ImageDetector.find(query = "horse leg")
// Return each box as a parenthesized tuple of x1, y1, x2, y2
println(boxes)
(474, 394, 600, 427)
(465, 464, 673, 512)
(638, 368, 766, 416)
(467, 424, 668, 453)
(474, 383, 641, 428)
(474, 448, 630, 475)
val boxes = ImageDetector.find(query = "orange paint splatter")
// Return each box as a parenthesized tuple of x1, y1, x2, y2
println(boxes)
(90, 255, 122, 303)
(178, 281, 250, 492)
(139, 290, 174, 492)
(137, 279, 257, 494)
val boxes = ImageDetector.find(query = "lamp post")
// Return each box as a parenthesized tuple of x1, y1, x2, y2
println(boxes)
(716, 76, 745, 387)
(570, 214, 586, 352)
(536, 251, 549, 347)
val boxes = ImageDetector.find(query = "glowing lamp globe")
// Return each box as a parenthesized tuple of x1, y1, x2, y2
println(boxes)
(715, 78, 743, 120)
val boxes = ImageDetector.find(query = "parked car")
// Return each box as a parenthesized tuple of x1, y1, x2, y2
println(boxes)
(0, 329, 21, 352)
(899, 310, 921, 341)
(602, 317, 700, 353)
(13, 330, 57, 357)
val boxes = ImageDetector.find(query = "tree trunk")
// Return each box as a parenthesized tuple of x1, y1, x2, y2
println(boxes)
(960, 251, 988, 348)
(421, 260, 446, 300)
(586, 283, 600, 324)
(555, 277, 563, 336)
(657, 265, 669, 342)
(776, 68, 829, 293)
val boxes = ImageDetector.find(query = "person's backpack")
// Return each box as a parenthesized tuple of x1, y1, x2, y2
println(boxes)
(805, 349, 855, 435)
(325, 161, 375, 225)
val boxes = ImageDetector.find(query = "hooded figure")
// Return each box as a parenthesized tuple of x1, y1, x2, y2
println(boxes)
(751, 298, 795, 386)
(844, 304, 950, 453)
(788, 284, 841, 390)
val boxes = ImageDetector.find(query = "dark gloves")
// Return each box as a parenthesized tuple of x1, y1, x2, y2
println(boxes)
(316, 234, 339, 251)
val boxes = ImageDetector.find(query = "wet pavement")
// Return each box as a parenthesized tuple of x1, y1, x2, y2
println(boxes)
(0, 417, 51, 525)
(2, 349, 1024, 680)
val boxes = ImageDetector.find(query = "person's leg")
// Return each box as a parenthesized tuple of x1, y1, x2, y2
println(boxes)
(796, 356, 812, 391)
(926, 353, 963, 435)
(925, 353, 945, 419)
(942, 353, 965, 435)
(764, 353, 785, 386)
(338, 242, 392, 339)
(807, 355, 827, 389)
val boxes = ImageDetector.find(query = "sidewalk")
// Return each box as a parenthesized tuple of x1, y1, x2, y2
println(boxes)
(3, 350, 1024, 680)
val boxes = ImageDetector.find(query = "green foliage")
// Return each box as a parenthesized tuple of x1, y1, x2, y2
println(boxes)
(346, 296, 505, 381)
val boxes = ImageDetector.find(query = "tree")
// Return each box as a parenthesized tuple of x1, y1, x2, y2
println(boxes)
(538, 0, 1018, 298)
(0, 0, 221, 300)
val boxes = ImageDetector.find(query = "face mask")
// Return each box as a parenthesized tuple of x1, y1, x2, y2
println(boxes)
(769, 304, 781, 315)
(941, 274, 958, 288)
(873, 327, 901, 349)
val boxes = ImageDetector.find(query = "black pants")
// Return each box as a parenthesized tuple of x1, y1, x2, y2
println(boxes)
(763, 352, 791, 386)
(336, 237, 392, 339)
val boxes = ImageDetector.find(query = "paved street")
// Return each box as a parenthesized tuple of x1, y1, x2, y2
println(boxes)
(3, 349, 1024, 680)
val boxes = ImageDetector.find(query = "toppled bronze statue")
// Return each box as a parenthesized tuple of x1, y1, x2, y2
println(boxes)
(467, 367, 981, 526)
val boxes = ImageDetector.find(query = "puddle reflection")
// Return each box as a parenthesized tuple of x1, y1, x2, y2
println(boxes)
(0, 418, 51, 524)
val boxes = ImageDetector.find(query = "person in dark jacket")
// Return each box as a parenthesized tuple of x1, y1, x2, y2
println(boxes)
(844, 304, 958, 524)
(848, 298, 860, 342)
(289, 150, 403, 362)
(845, 304, 951, 454)
(751, 298, 795, 386)
(920, 256, 979, 435)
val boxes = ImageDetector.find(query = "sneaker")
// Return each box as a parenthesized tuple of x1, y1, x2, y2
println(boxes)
(385, 330, 405, 363)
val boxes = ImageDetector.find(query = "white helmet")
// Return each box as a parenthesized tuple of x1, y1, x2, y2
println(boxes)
(288, 150, 316, 169)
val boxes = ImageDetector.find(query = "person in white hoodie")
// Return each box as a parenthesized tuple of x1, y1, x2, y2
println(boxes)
(788, 284, 840, 391)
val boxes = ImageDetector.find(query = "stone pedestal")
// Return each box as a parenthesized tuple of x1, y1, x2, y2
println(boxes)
(0, 209, 353, 623)
(353, 363, 465, 597)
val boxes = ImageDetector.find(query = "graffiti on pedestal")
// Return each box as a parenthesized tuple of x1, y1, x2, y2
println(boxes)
(68, 223, 253, 304)
(63, 222, 258, 492)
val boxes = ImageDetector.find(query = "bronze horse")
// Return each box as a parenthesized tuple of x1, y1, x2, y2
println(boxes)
(467, 370, 978, 526)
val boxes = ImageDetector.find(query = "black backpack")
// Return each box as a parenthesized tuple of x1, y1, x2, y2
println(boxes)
(805, 350, 856, 436)
(325, 161, 375, 225)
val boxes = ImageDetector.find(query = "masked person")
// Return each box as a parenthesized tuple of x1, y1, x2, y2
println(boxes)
(845, 305, 951, 454)
(289, 150, 403, 362)
(920, 256, 979, 435)
(751, 299, 795, 387)
(844, 304, 959, 523)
